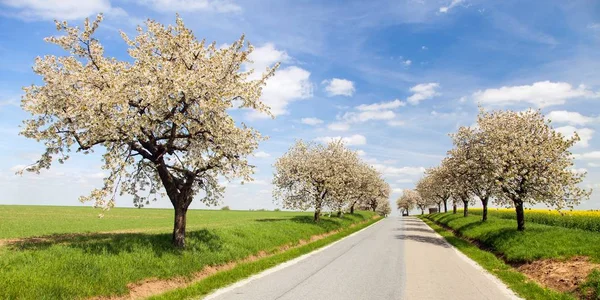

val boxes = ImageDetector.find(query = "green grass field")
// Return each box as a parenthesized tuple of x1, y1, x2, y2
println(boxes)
(423, 212, 600, 299)
(0, 205, 378, 299)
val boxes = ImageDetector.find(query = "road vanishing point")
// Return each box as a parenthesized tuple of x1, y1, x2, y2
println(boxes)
(205, 216, 521, 300)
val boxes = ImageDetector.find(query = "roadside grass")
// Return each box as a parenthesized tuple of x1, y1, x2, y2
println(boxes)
(0, 205, 320, 239)
(0, 205, 376, 299)
(469, 208, 600, 232)
(426, 212, 600, 263)
(150, 217, 382, 300)
(419, 217, 573, 300)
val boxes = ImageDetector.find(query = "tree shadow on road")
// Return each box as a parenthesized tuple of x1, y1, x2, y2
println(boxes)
(395, 234, 450, 248)
(401, 226, 434, 234)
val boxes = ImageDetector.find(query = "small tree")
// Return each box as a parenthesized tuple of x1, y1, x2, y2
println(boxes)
(449, 126, 499, 221)
(396, 197, 415, 216)
(18, 15, 276, 248)
(401, 189, 425, 215)
(375, 198, 391, 217)
(477, 109, 591, 230)
(273, 140, 359, 222)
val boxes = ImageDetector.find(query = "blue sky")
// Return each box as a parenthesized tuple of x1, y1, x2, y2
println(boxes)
(1, 0, 600, 213)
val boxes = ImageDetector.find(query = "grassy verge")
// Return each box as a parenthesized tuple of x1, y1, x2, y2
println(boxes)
(419, 217, 574, 300)
(426, 212, 600, 263)
(0, 206, 377, 299)
(150, 216, 382, 300)
(468, 208, 600, 232)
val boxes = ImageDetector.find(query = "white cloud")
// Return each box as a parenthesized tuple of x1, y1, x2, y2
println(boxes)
(244, 44, 312, 119)
(392, 188, 404, 194)
(248, 179, 269, 185)
(574, 151, 600, 160)
(588, 23, 600, 31)
(407, 83, 440, 105)
(396, 179, 414, 183)
(473, 81, 598, 108)
(342, 110, 395, 123)
(372, 164, 426, 177)
(439, 0, 464, 13)
(327, 122, 350, 131)
(387, 120, 405, 127)
(571, 168, 588, 175)
(355, 99, 405, 111)
(547, 111, 595, 126)
(356, 150, 366, 156)
(322, 78, 355, 97)
(555, 126, 594, 148)
(421, 46, 428, 50)
(137, 0, 241, 13)
(1, 0, 125, 20)
(301, 117, 324, 125)
(315, 134, 366, 146)
(403, 60, 412, 66)
(254, 151, 271, 158)
(588, 162, 600, 167)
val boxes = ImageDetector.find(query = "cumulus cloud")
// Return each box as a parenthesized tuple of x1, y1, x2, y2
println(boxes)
(301, 117, 324, 125)
(342, 110, 395, 123)
(573, 151, 600, 160)
(387, 120, 405, 127)
(439, 0, 464, 13)
(355, 99, 405, 111)
(137, 0, 241, 13)
(327, 122, 350, 131)
(245, 44, 312, 118)
(407, 83, 440, 105)
(547, 111, 595, 126)
(372, 164, 426, 177)
(315, 134, 366, 146)
(473, 81, 599, 108)
(322, 78, 355, 96)
(555, 126, 594, 148)
(1, 0, 125, 20)
(356, 150, 366, 156)
(254, 151, 271, 158)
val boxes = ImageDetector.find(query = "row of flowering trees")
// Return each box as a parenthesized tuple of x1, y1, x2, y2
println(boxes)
(409, 109, 591, 231)
(273, 140, 391, 221)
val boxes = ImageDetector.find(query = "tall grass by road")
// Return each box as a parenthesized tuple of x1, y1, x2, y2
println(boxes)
(469, 208, 600, 232)
(0, 205, 377, 299)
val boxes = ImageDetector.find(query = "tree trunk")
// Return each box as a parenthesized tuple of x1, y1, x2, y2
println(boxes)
(481, 197, 489, 222)
(314, 208, 321, 222)
(337, 210, 342, 217)
(350, 203, 355, 214)
(437, 202, 441, 212)
(515, 200, 525, 231)
(172, 203, 189, 248)
(420, 207, 424, 215)
(453, 204, 457, 214)
(463, 200, 469, 217)
(444, 199, 448, 213)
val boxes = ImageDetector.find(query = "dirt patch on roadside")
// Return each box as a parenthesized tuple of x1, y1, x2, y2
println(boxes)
(517, 256, 600, 293)
(91, 218, 375, 300)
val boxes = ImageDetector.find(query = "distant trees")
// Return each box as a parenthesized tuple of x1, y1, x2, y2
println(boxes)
(399, 189, 426, 215)
(18, 15, 276, 248)
(273, 140, 389, 221)
(414, 108, 590, 230)
(396, 194, 416, 216)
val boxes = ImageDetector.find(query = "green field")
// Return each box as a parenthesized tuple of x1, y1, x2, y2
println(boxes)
(0, 205, 378, 299)
(423, 212, 600, 299)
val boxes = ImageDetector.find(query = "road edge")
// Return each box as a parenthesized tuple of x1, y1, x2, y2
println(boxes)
(418, 217, 523, 300)
(202, 217, 384, 300)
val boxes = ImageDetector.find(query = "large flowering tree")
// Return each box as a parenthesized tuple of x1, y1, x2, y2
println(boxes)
(19, 15, 276, 248)
(476, 109, 590, 230)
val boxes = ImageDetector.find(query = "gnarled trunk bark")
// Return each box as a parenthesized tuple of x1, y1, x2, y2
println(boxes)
(481, 197, 489, 222)
(314, 209, 321, 222)
(443, 199, 448, 213)
(172, 204, 188, 248)
(515, 200, 525, 231)
(463, 200, 469, 217)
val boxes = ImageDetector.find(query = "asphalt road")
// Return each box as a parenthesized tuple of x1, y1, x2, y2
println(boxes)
(206, 216, 520, 300)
